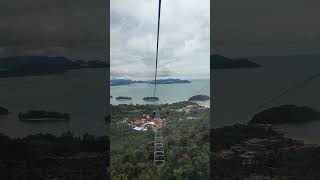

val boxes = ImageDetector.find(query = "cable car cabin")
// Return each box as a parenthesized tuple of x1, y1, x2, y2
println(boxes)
(151, 111, 157, 119)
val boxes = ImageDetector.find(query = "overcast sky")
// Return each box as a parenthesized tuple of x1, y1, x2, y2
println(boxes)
(0, 0, 107, 60)
(213, 0, 320, 58)
(111, 0, 210, 80)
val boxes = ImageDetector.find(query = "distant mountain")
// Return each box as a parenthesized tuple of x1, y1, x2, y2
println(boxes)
(110, 79, 146, 86)
(110, 78, 191, 86)
(249, 105, 320, 124)
(211, 54, 261, 69)
(0, 56, 108, 78)
(148, 79, 191, 84)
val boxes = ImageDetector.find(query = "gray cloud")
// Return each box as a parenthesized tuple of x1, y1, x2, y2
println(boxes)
(0, 0, 108, 60)
(212, 0, 320, 57)
(111, 0, 210, 80)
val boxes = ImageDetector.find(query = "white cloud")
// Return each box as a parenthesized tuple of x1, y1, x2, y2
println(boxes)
(111, 0, 210, 80)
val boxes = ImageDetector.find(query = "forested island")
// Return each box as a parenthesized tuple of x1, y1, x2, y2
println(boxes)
(19, 110, 70, 121)
(0, 132, 108, 179)
(111, 78, 191, 86)
(143, 97, 159, 101)
(0, 56, 108, 78)
(188, 95, 210, 101)
(110, 101, 210, 179)
(249, 105, 320, 124)
(211, 54, 261, 69)
(115, 96, 132, 100)
(0, 106, 9, 115)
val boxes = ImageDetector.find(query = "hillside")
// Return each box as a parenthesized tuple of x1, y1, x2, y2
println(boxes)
(110, 101, 210, 179)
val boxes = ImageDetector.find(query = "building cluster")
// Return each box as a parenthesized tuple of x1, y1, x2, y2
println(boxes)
(215, 124, 320, 180)
(175, 104, 208, 114)
(217, 136, 313, 166)
(124, 114, 167, 131)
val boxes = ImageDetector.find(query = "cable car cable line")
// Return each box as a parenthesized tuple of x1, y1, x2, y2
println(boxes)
(152, 0, 165, 166)
(251, 71, 320, 116)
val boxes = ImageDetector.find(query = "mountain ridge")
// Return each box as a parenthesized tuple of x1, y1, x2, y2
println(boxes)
(211, 54, 261, 69)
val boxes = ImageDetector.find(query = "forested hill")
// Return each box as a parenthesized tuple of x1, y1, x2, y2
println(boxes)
(110, 101, 210, 179)
(211, 54, 261, 69)
(250, 105, 320, 124)
(0, 56, 108, 77)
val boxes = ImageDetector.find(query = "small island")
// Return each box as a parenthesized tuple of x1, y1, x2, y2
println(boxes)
(19, 110, 70, 121)
(211, 54, 261, 69)
(115, 96, 132, 100)
(0, 106, 9, 115)
(188, 95, 210, 101)
(143, 97, 159, 101)
(249, 104, 320, 124)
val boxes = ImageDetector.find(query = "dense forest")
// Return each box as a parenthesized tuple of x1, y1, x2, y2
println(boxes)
(0, 132, 108, 179)
(109, 102, 210, 179)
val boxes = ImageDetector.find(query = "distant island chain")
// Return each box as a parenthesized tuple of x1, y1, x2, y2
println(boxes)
(110, 78, 191, 86)
(0, 56, 108, 78)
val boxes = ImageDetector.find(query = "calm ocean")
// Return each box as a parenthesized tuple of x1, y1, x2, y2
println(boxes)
(0, 69, 209, 137)
(0, 69, 108, 137)
(110, 79, 210, 107)
(213, 54, 320, 144)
